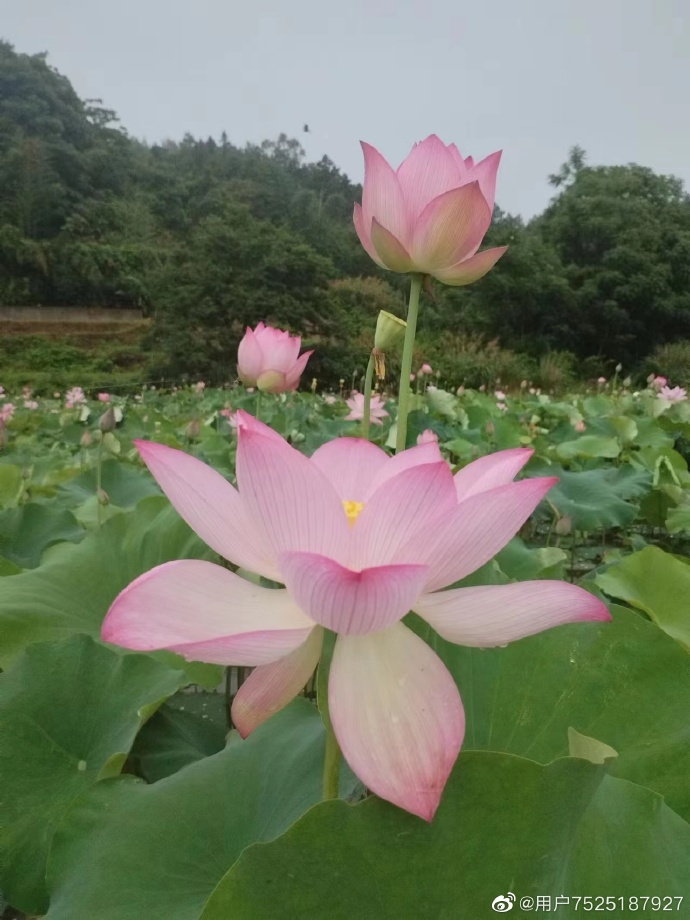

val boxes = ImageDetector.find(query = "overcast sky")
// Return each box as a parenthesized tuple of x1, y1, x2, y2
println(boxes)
(3, 0, 689, 218)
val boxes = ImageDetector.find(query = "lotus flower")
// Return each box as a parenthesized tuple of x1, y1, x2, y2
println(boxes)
(658, 385, 687, 403)
(102, 415, 609, 820)
(345, 392, 389, 425)
(238, 322, 313, 394)
(354, 134, 506, 286)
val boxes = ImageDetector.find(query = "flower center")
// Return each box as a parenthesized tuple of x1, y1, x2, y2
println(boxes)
(342, 500, 365, 527)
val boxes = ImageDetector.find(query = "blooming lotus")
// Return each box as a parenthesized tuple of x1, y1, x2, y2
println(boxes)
(658, 385, 687, 403)
(354, 134, 507, 286)
(102, 414, 609, 820)
(238, 322, 313, 394)
(345, 392, 389, 425)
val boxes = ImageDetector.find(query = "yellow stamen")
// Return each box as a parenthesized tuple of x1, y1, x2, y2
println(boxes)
(342, 500, 365, 527)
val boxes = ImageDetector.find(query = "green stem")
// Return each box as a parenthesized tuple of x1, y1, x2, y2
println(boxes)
(322, 723, 341, 801)
(316, 629, 341, 801)
(254, 388, 262, 422)
(95, 436, 104, 528)
(361, 355, 375, 440)
(396, 274, 424, 452)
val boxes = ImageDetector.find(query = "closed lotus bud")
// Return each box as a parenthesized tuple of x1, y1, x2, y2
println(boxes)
(97, 487, 110, 506)
(374, 310, 406, 351)
(99, 407, 117, 433)
(80, 431, 92, 448)
(186, 418, 201, 440)
(555, 515, 572, 536)
(238, 322, 313, 394)
(615, 363, 623, 373)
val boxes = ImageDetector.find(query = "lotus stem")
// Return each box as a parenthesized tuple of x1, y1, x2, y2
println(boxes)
(396, 273, 423, 452)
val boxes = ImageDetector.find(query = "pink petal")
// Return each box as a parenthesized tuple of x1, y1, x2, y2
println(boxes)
(411, 183, 492, 270)
(236, 424, 351, 568)
(396, 135, 464, 222)
(102, 560, 314, 665)
(284, 350, 313, 390)
(432, 246, 507, 286)
(454, 448, 533, 502)
(310, 438, 389, 503)
(354, 461, 456, 569)
(464, 149, 502, 213)
(231, 626, 324, 738)
(446, 143, 466, 175)
(365, 441, 444, 499)
(134, 439, 277, 580)
(415, 580, 610, 647)
(237, 328, 264, 385)
(370, 219, 415, 272)
(411, 477, 559, 592)
(279, 551, 427, 635)
(361, 142, 410, 247)
(329, 622, 464, 820)
(464, 155, 475, 169)
(353, 202, 385, 268)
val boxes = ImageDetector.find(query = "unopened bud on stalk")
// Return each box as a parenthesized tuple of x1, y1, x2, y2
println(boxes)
(99, 407, 117, 433)
(186, 418, 201, 440)
(374, 310, 406, 352)
(80, 431, 92, 448)
(97, 488, 110, 506)
(555, 515, 572, 536)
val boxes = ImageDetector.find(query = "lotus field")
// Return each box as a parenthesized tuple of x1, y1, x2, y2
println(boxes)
(1, 137, 690, 918)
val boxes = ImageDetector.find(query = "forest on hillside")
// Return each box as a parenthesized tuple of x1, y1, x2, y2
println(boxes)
(2, 40, 690, 386)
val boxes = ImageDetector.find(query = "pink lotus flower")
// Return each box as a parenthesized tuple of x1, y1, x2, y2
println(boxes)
(658, 385, 687, 403)
(417, 429, 439, 445)
(65, 387, 86, 409)
(0, 402, 15, 425)
(420, 363, 433, 375)
(238, 323, 313, 394)
(98, 393, 111, 403)
(345, 392, 389, 425)
(597, 377, 607, 386)
(23, 400, 39, 410)
(573, 419, 587, 432)
(650, 375, 668, 389)
(102, 416, 609, 820)
(354, 135, 506, 286)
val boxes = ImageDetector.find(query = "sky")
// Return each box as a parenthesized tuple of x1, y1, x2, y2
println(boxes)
(3, 0, 689, 218)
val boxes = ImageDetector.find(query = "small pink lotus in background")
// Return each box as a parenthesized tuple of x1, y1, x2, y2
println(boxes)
(658, 385, 687, 403)
(573, 419, 587, 433)
(23, 400, 39, 410)
(345, 392, 389, 425)
(417, 429, 439, 445)
(0, 402, 16, 425)
(420, 363, 433, 375)
(102, 416, 609, 821)
(354, 134, 506, 286)
(323, 395, 338, 406)
(650, 376, 668, 389)
(98, 393, 111, 403)
(194, 381, 206, 394)
(65, 387, 86, 409)
(597, 377, 607, 386)
(238, 323, 313, 394)
(220, 407, 239, 428)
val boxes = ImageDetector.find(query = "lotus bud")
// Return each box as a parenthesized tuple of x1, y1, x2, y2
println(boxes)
(615, 363, 623, 373)
(374, 310, 406, 352)
(80, 431, 93, 448)
(97, 488, 110, 506)
(99, 407, 117, 433)
(186, 418, 201, 440)
(555, 515, 572, 536)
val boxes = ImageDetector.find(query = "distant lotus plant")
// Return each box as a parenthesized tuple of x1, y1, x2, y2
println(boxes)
(102, 414, 608, 820)
(238, 322, 313, 394)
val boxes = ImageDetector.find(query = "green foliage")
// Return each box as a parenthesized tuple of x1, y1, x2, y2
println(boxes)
(646, 339, 690, 387)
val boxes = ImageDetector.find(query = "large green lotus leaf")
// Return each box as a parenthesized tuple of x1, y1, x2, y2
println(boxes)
(0, 502, 85, 568)
(130, 694, 228, 783)
(594, 546, 690, 650)
(0, 495, 218, 676)
(0, 635, 185, 914)
(414, 606, 690, 820)
(538, 466, 650, 531)
(667, 501, 690, 534)
(44, 700, 333, 920)
(496, 537, 567, 581)
(0, 464, 24, 508)
(555, 434, 621, 461)
(201, 755, 690, 919)
(54, 459, 161, 510)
